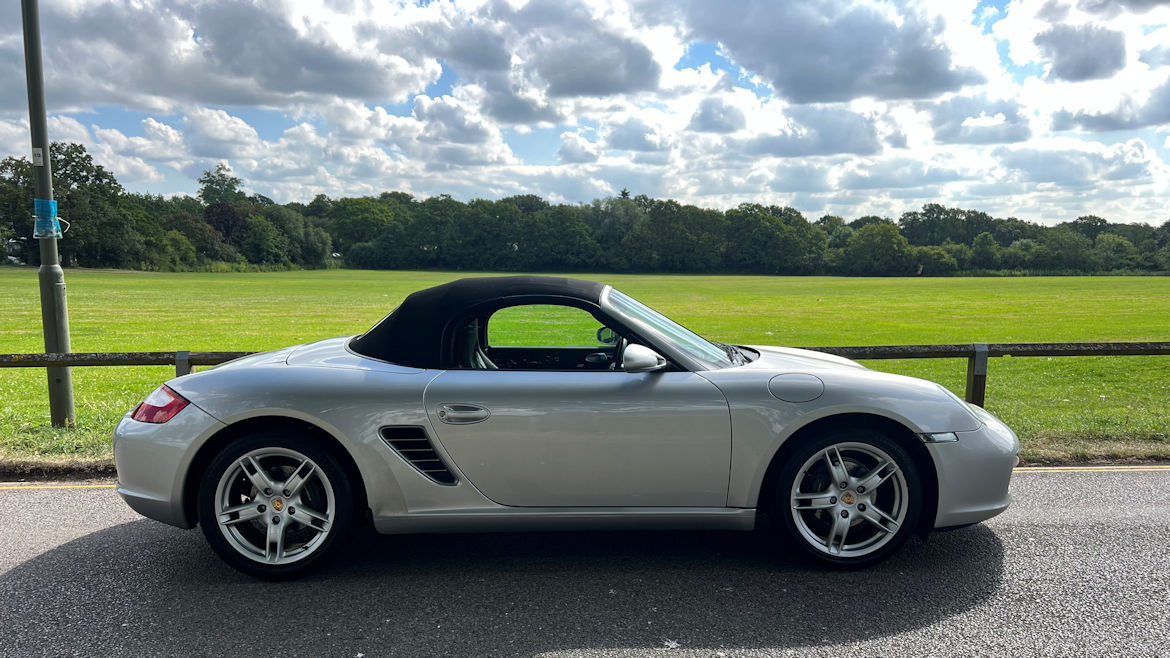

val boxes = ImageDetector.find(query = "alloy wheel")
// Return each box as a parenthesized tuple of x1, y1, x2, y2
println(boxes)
(213, 447, 336, 565)
(789, 441, 910, 559)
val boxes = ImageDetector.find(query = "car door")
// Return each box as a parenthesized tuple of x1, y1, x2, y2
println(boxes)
(423, 303, 732, 508)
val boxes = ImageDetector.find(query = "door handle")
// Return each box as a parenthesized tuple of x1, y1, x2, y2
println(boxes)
(438, 404, 491, 424)
(585, 352, 611, 364)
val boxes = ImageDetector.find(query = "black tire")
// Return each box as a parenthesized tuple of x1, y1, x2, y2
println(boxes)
(772, 428, 923, 569)
(197, 431, 356, 580)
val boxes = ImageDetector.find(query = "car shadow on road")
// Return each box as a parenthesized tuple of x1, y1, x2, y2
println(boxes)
(0, 520, 1003, 655)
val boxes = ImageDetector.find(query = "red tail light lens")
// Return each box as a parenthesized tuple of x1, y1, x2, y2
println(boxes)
(131, 385, 189, 424)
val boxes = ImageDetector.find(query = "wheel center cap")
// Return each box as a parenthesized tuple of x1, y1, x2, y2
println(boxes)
(841, 492, 855, 505)
(271, 497, 284, 512)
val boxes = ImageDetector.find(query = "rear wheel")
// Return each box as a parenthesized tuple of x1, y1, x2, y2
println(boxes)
(197, 431, 355, 580)
(774, 429, 922, 568)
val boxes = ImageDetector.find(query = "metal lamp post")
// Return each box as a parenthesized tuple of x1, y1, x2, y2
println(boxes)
(21, 0, 75, 426)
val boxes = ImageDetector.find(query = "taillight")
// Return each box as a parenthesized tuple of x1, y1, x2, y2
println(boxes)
(131, 385, 189, 424)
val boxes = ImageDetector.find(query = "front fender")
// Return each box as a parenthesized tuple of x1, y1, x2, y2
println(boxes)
(703, 367, 979, 508)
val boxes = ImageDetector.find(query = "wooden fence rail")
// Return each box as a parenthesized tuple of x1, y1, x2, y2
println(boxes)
(1, 342, 1169, 407)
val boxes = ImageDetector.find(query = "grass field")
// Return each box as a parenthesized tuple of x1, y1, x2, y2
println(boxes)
(1, 266, 1168, 471)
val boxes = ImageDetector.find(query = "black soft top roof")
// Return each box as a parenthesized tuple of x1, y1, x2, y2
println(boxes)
(349, 275, 607, 368)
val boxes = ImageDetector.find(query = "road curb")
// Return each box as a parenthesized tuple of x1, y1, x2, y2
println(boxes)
(0, 458, 116, 479)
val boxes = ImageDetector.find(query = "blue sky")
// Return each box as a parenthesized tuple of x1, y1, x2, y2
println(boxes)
(2, 0, 1169, 225)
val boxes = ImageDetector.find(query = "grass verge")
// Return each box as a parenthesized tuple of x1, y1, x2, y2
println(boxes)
(1, 267, 1167, 473)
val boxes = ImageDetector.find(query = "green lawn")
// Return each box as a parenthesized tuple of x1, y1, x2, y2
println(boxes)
(1, 266, 1168, 471)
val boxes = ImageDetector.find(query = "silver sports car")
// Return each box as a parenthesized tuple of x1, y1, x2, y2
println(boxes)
(114, 276, 1018, 579)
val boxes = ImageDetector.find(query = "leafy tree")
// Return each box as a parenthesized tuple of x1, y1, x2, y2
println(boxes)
(164, 211, 234, 262)
(1065, 215, 1109, 242)
(0, 158, 32, 246)
(379, 191, 415, 206)
(999, 245, 1029, 270)
(1156, 244, 1170, 271)
(822, 247, 847, 274)
(899, 204, 997, 247)
(197, 164, 246, 206)
(499, 194, 549, 215)
(455, 199, 525, 270)
(827, 225, 853, 249)
(409, 194, 464, 268)
(262, 204, 332, 267)
(940, 239, 973, 269)
(844, 223, 914, 275)
(204, 202, 247, 247)
(1093, 233, 1137, 271)
(1155, 220, 1170, 248)
(582, 196, 647, 271)
(305, 193, 333, 219)
(327, 197, 395, 254)
(1, 142, 125, 265)
(899, 204, 962, 246)
(1035, 228, 1095, 271)
(849, 215, 895, 230)
(300, 224, 332, 267)
(1105, 223, 1156, 250)
(518, 205, 597, 270)
(241, 215, 289, 264)
(162, 230, 198, 270)
(637, 200, 727, 272)
(725, 204, 825, 275)
(971, 232, 1001, 269)
(632, 193, 656, 214)
(815, 215, 845, 233)
(991, 216, 1041, 247)
(913, 245, 958, 275)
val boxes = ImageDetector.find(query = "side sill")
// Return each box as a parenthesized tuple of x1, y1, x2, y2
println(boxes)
(372, 507, 757, 535)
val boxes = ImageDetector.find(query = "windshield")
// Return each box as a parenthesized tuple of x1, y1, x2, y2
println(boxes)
(603, 288, 736, 370)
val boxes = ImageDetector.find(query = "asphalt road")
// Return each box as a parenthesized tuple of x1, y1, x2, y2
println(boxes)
(1, 467, 1168, 657)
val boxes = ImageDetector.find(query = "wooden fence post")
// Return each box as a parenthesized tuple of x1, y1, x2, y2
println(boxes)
(175, 350, 192, 377)
(965, 343, 989, 406)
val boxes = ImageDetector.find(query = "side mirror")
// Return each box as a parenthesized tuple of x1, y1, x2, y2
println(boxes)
(596, 326, 619, 345)
(622, 344, 668, 373)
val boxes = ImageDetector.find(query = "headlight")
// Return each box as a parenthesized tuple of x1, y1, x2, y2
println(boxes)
(966, 403, 1019, 451)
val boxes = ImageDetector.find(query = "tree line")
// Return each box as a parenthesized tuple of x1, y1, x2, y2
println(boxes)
(3, 142, 1169, 275)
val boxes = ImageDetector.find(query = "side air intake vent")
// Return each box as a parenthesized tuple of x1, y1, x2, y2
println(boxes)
(379, 426, 458, 485)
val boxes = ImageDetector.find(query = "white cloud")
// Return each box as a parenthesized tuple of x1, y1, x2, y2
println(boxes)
(929, 93, 1032, 144)
(556, 132, 602, 163)
(676, 0, 984, 103)
(1033, 24, 1127, 82)
(1, 0, 1169, 225)
(184, 108, 263, 159)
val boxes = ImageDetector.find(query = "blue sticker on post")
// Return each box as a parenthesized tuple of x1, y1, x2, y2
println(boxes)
(33, 198, 62, 239)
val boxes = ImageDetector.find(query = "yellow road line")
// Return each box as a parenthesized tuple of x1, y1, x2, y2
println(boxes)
(0, 484, 117, 490)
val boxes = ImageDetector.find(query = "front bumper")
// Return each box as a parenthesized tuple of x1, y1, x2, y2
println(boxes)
(113, 403, 226, 529)
(927, 406, 1019, 528)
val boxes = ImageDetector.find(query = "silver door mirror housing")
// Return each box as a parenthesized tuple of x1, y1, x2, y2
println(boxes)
(623, 344, 668, 373)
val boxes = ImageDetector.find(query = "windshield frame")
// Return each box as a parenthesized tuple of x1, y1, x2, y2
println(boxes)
(601, 287, 736, 371)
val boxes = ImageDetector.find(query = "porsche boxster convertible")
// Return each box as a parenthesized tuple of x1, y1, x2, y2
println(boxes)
(114, 276, 1018, 579)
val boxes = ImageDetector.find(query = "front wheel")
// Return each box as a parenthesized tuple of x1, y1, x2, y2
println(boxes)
(774, 430, 923, 568)
(197, 431, 356, 580)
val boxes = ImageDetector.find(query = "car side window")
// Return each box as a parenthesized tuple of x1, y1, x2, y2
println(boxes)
(488, 304, 607, 347)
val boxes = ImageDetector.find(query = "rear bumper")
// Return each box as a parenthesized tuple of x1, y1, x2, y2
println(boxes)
(113, 403, 226, 529)
(927, 409, 1019, 528)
